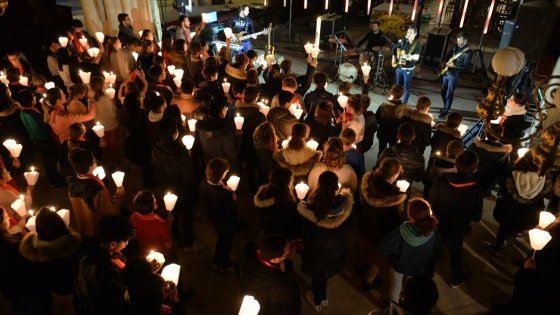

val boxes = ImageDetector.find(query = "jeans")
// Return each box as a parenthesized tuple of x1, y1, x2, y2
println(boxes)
(395, 67, 414, 103)
(242, 40, 252, 53)
(311, 277, 327, 305)
(441, 73, 460, 115)
(446, 237, 464, 284)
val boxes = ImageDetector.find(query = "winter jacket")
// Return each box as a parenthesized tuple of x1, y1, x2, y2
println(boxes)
(225, 63, 247, 89)
(401, 108, 433, 154)
(197, 116, 239, 168)
(298, 189, 353, 280)
(423, 155, 456, 197)
(378, 222, 439, 275)
(308, 120, 339, 151)
(120, 106, 151, 165)
(199, 180, 237, 228)
(267, 107, 297, 142)
(19, 231, 82, 295)
(470, 138, 512, 193)
(360, 171, 407, 242)
(254, 185, 300, 239)
(235, 101, 266, 165)
(237, 243, 301, 315)
(307, 163, 358, 193)
(186, 53, 203, 86)
(428, 173, 483, 240)
(254, 140, 277, 186)
(380, 143, 425, 182)
(501, 103, 527, 141)
(493, 171, 552, 232)
(375, 101, 405, 146)
(430, 123, 461, 155)
(345, 148, 366, 180)
(357, 111, 378, 154)
(198, 80, 227, 104)
(148, 83, 174, 106)
(151, 137, 197, 193)
(303, 87, 337, 122)
(273, 147, 322, 179)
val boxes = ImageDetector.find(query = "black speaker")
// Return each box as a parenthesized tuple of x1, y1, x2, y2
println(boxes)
(423, 28, 451, 66)
(510, 0, 560, 61)
(499, 20, 515, 48)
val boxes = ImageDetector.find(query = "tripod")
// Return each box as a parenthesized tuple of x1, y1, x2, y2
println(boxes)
(370, 52, 388, 93)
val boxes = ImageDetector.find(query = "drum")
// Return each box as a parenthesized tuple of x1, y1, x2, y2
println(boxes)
(339, 62, 359, 83)
(344, 48, 360, 63)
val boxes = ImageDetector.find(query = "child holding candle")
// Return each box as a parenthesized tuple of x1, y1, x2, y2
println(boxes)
(199, 158, 237, 271)
(423, 140, 464, 197)
(375, 84, 406, 154)
(67, 149, 123, 236)
(430, 112, 463, 156)
(341, 128, 365, 180)
(0, 161, 33, 230)
(379, 123, 425, 183)
(273, 123, 322, 181)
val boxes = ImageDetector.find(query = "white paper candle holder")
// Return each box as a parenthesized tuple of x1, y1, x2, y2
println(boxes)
(227, 175, 241, 191)
(92, 122, 105, 137)
(24, 166, 39, 186)
(396, 180, 410, 192)
(95, 32, 105, 43)
(161, 263, 181, 285)
(234, 114, 245, 130)
(112, 171, 125, 187)
(295, 182, 310, 200)
(182, 135, 195, 150)
(164, 192, 178, 211)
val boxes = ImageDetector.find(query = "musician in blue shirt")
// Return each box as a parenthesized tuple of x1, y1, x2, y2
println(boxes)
(440, 32, 471, 118)
(229, 5, 255, 53)
(391, 26, 422, 104)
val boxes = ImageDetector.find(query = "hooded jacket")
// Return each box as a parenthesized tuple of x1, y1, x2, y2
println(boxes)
(298, 189, 353, 279)
(380, 143, 425, 182)
(360, 171, 408, 242)
(267, 107, 297, 142)
(378, 222, 439, 275)
(303, 87, 337, 123)
(375, 101, 406, 145)
(225, 63, 247, 88)
(237, 243, 301, 315)
(470, 138, 512, 192)
(401, 107, 433, 154)
(273, 146, 322, 179)
(430, 123, 461, 155)
(307, 163, 358, 193)
(151, 137, 197, 193)
(254, 185, 300, 239)
(197, 116, 239, 167)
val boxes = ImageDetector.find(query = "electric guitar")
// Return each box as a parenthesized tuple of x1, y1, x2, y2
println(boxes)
(232, 28, 269, 42)
(440, 47, 470, 76)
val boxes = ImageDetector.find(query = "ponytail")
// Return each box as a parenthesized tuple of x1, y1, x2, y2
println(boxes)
(407, 198, 438, 236)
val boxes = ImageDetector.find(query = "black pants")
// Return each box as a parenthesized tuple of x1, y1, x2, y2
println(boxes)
(41, 147, 65, 186)
(445, 237, 464, 284)
(311, 277, 327, 305)
(172, 195, 195, 247)
(213, 223, 235, 268)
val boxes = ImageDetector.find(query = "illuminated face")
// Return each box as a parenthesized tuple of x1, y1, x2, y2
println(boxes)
(124, 16, 132, 27)
(242, 7, 250, 17)
(406, 28, 417, 42)
(7, 55, 19, 67)
(114, 39, 122, 50)
(182, 17, 190, 28)
(457, 36, 466, 47)
(371, 23, 379, 33)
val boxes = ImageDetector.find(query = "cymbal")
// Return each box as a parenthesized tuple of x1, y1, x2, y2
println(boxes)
(372, 46, 391, 53)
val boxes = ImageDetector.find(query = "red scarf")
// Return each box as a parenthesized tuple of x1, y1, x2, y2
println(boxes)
(256, 249, 282, 271)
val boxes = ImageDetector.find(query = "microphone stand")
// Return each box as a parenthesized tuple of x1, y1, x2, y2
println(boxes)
(333, 35, 346, 93)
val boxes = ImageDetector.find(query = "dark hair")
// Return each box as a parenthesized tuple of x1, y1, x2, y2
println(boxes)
(398, 123, 416, 144)
(125, 263, 165, 315)
(339, 82, 352, 94)
(145, 93, 165, 112)
(35, 207, 70, 241)
(178, 15, 189, 24)
(89, 76, 106, 101)
(173, 39, 186, 52)
(259, 167, 296, 205)
(446, 140, 464, 158)
(455, 150, 479, 175)
(71, 19, 83, 28)
(117, 13, 129, 24)
(340, 128, 356, 146)
(127, 38, 141, 47)
(97, 215, 135, 244)
(158, 118, 178, 139)
(315, 101, 333, 126)
(416, 96, 431, 111)
(512, 92, 527, 106)
(514, 152, 539, 173)
(399, 275, 439, 315)
(181, 79, 195, 94)
(260, 234, 288, 261)
(390, 84, 404, 99)
(205, 158, 229, 184)
(68, 122, 86, 151)
(69, 84, 87, 100)
(234, 53, 248, 68)
(202, 65, 218, 80)
(446, 112, 462, 128)
(371, 21, 380, 27)
(347, 95, 362, 114)
(456, 32, 468, 40)
(407, 198, 438, 236)
(133, 190, 156, 215)
(280, 59, 292, 73)
(281, 76, 297, 90)
(488, 123, 505, 139)
(208, 98, 227, 118)
(373, 157, 401, 181)
(288, 123, 309, 150)
(246, 49, 257, 60)
(15, 89, 34, 106)
(313, 72, 327, 88)
(246, 69, 259, 85)
(45, 87, 62, 107)
(189, 41, 202, 55)
(68, 148, 94, 174)
(309, 171, 339, 221)
(244, 85, 260, 103)
(148, 65, 164, 82)
(6, 68, 20, 83)
(322, 138, 346, 169)
(360, 94, 371, 111)
(232, 81, 245, 96)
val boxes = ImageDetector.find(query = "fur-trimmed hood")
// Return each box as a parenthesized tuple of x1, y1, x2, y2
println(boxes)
(435, 123, 461, 138)
(19, 232, 82, 262)
(474, 138, 512, 154)
(273, 148, 323, 177)
(297, 189, 353, 229)
(361, 172, 407, 208)
(402, 107, 433, 125)
(378, 103, 407, 120)
(506, 172, 552, 203)
(253, 185, 276, 208)
(225, 64, 247, 81)
(0, 101, 21, 117)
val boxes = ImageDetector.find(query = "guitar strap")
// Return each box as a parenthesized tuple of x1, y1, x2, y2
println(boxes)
(407, 39, 419, 55)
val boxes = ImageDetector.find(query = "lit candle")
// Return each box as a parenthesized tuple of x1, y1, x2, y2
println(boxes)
(337, 94, 349, 108)
(78, 70, 91, 84)
(234, 114, 245, 130)
(181, 114, 186, 123)
(529, 228, 552, 258)
(105, 84, 116, 99)
(344, 0, 349, 12)
(132, 52, 138, 62)
(138, 30, 143, 37)
(161, 263, 181, 285)
(58, 36, 68, 47)
(79, 36, 88, 47)
(295, 182, 310, 200)
(163, 192, 178, 211)
(187, 119, 197, 132)
(361, 63, 371, 77)
(458, 124, 468, 136)
(306, 139, 319, 151)
(111, 171, 125, 187)
(222, 79, 231, 94)
(2, 139, 22, 158)
(26, 216, 36, 231)
(87, 47, 100, 58)
(282, 139, 290, 149)
(93, 166, 106, 180)
(304, 42, 313, 55)
(517, 148, 529, 159)
(92, 122, 105, 138)
(11, 197, 27, 217)
(182, 135, 195, 150)
(167, 65, 176, 74)
(45, 81, 55, 90)
(459, 0, 470, 28)
(28, 209, 34, 216)
(311, 46, 321, 59)
(108, 72, 116, 85)
(437, 0, 445, 24)
(173, 77, 182, 88)
(19, 76, 28, 86)
(257, 102, 270, 116)
(24, 166, 39, 186)
(95, 32, 105, 43)
(174, 69, 184, 80)
(146, 250, 166, 265)
(0, 71, 7, 84)
(538, 211, 556, 229)
(434, 150, 442, 156)
(227, 175, 241, 191)
(57, 209, 71, 227)
(224, 27, 233, 39)
(239, 295, 260, 315)
(396, 180, 410, 192)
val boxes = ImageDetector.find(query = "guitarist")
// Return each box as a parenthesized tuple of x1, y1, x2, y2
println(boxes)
(229, 5, 255, 53)
(439, 32, 471, 118)
(391, 26, 422, 103)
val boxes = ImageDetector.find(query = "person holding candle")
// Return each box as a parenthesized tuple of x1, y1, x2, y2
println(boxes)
(254, 167, 300, 239)
(270, 76, 305, 110)
(90, 77, 120, 167)
(67, 149, 124, 236)
(0, 164, 33, 234)
(430, 112, 463, 156)
(57, 122, 101, 178)
(151, 118, 200, 252)
(5, 50, 34, 82)
(487, 154, 552, 251)
(130, 190, 173, 258)
(266, 91, 298, 142)
(66, 83, 89, 114)
(43, 87, 96, 143)
(173, 79, 199, 115)
(0, 84, 33, 165)
(428, 150, 483, 288)
(253, 121, 279, 186)
(138, 39, 156, 75)
(378, 198, 440, 307)
(379, 123, 425, 183)
(423, 140, 464, 198)
(375, 84, 406, 154)
(402, 96, 433, 155)
(5, 67, 31, 97)
(341, 128, 366, 180)
(273, 123, 322, 181)
(199, 158, 237, 270)
(198, 65, 227, 104)
(117, 13, 136, 45)
(303, 73, 337, 122)
(298, 171, 353, 312)
(147, 65, 174, 106)
(308, 101, 339, 151)
(468, 124, 512, 194)
(224, 53, 249, 88)
(308, 138, 358, 193)
(75, 214, 134, 315)
(144, 91, 167, 144)
(115, 38, 141, 82)
(341, 95, 366, 146)
(439, 32, 471, 119)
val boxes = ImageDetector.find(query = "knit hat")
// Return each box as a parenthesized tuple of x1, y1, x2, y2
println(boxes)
(35, 208, 69, 241)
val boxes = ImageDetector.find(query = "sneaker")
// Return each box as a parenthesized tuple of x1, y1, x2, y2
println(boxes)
(183, 243, 207, 253)
(305, 291, 323, 312)
(363, 277, 384, 291)
(320, 300, 328, 308)
(450, 274, 468, 288)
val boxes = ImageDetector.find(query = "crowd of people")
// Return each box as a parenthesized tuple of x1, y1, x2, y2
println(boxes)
(0, 12, 559, 315)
